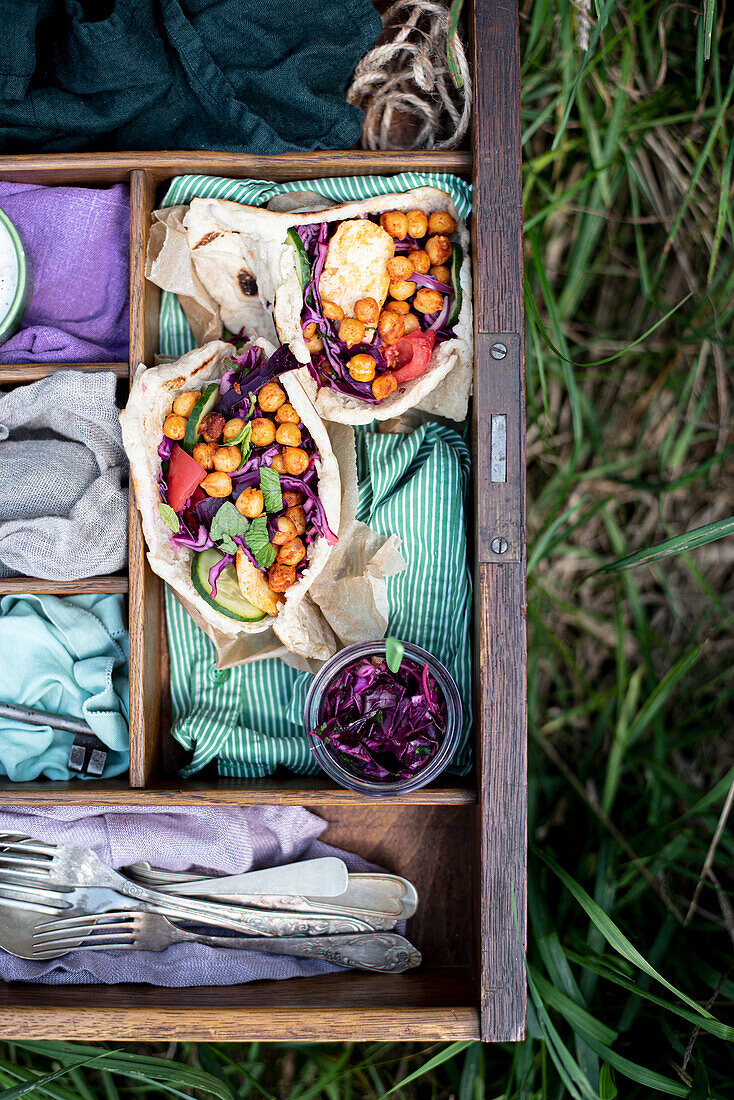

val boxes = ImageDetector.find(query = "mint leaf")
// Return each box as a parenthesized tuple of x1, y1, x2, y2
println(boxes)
(159, 503, 180, 533)
(245, 515, 277, 569)
(219, 534, 238, 555)
(260, 466, 283, 513)
(226, 420, 252, 449)
(385, 636, 405, 674)
(210, 501, 249, 546)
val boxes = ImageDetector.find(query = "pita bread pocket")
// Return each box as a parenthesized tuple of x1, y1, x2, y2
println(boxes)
(176, 187, 473, 424)
(120, 338, 342, 657)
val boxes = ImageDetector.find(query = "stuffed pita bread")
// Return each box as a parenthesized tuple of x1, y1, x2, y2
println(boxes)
(182, 187, 473, 424)
(120, 339, 341, 654)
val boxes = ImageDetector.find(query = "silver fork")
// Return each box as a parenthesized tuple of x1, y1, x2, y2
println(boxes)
(0, 834, 383, 936)
(30, 910, 422, 972)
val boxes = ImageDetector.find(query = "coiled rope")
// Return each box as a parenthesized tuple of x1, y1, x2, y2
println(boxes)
(347, 0, 472, 151)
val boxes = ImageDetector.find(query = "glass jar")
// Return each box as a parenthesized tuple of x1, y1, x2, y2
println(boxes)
(304, 640, 463, 796)
(0, 209, 30, 347)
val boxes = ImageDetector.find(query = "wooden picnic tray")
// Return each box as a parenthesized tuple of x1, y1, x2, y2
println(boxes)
(0, 0, 526, 1044)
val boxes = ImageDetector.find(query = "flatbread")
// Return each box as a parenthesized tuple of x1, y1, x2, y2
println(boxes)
(119, 339, 342, 653)
(182, 187, 473, 424)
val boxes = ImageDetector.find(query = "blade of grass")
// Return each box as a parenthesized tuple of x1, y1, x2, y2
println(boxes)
(538, 848, 716, 1017)
(597, 517, 734, 572)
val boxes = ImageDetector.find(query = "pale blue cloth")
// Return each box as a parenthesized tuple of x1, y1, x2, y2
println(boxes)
(0, 593, 129, 781)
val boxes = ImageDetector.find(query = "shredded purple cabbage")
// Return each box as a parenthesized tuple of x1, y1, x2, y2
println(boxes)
(207, 551, 234, 597)
(158, 437, 174, 461)
(310, 655, 446, 781)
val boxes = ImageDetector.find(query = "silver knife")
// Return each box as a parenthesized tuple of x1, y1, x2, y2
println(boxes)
(123, 856, 349, 898)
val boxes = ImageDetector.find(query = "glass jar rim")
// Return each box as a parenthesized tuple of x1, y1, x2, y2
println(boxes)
(0, 210, 27, 334)
(304, 639, 463, 795)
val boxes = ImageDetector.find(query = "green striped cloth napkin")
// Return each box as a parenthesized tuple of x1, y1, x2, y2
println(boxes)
(158, 172, 473, 778)
(167, 422, 472, 778)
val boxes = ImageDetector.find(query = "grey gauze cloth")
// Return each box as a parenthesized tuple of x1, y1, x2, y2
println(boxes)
(0, 806, 384, 986)
(0, 371, 127, 578)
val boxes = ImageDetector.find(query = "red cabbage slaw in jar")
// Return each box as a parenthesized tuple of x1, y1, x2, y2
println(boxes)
(157, 343, 337, 606)
(294, 208, 461, 405)
(309, 652, 447, 780)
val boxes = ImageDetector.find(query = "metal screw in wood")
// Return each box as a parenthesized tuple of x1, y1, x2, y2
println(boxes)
(490, 537, 509, 555)
(490, 342, 507, 359)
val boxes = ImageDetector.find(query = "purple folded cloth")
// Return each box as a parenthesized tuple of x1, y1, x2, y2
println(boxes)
(0, 182, 129, 363)
(0, 806, 382, 986)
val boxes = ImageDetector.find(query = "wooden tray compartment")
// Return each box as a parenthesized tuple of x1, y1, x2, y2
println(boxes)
(0, 0, 526, 1043)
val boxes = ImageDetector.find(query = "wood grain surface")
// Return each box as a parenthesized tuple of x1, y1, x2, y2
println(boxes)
(128, 169, 163, 788)
(471, 0, 528, 1043)
(0, 576, 128, 595)
(0, 363, 127, 383)
(0, 970, 479, 1041)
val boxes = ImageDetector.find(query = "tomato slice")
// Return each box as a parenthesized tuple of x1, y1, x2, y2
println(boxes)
(166, 443, 207, 514)
(392, 330, 436, 383)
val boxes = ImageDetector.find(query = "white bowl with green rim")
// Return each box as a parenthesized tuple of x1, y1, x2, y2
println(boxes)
(0, 209, 31, 346)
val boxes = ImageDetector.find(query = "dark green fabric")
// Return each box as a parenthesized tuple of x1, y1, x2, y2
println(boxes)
(0, 0, 381, 153)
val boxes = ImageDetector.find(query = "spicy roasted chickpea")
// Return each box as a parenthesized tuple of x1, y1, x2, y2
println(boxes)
(275, 402, 300, 424)
(428, 210, 457, 235)
(271, 454, 287, 474)
(348, 353, 377, 382)
(380, 210, 408, 240)
(222, 417, 247, 443)
(192, 441, 216, 470)
(386, 256, 414, 281)
(277, 536, 306, 566)
(406, 210, 428, 239)
(275, 422, 301, 448)
(200, 412, 225, 444)
(235, 487, 264, 518)
(163, 413, 187, 440)
(321, 299, 345, 322)
(408, 249, 431, 274)
(258, 382, 287, 412)
(251, 418, 277, 447)
(201, 471, 232, 497)
(429, 264, 451, 284)
(403, 313, 421, 335)
(282, 489, 303, 508)
(372, 373, 398, 401)
(285, 504, 306, 536)
(272, 515, 299, 546)
(385, 299, 409, 315)
(303, 321, 317, 339)
(425, 235, 452, 266)
(172, 391, 201, 418)
(283, 447, 309, 476)
(414, 288, 444, 315)
(354, 297, 379, 325)
(378, 310, 405, 345)
(268, 563, 297, 592)
(388, 279, 417, 302)
(212, 445, 241, 473)
(338, 317, 366, 348)
(306, 336, 324, 354)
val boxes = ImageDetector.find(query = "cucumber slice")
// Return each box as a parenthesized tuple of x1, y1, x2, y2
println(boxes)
(183, 382, 220, 454)
(287, 227, 312, 290)
(191, 549, 266, 622)
(448, 244, 463, 327)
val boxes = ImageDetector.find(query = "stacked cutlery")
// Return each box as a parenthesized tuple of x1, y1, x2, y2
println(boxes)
(0, 832, 421, 973)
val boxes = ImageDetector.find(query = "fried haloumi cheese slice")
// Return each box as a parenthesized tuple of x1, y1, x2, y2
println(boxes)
(235, 550, 281, 617)
(318, 219, 395, 317)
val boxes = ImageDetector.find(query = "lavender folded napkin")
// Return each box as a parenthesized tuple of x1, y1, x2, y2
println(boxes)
(0, 182, 129, 363)
(0, 806, 381, 986)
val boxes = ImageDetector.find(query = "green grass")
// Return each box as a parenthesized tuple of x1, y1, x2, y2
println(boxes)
(1, 0, 733, 1095)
